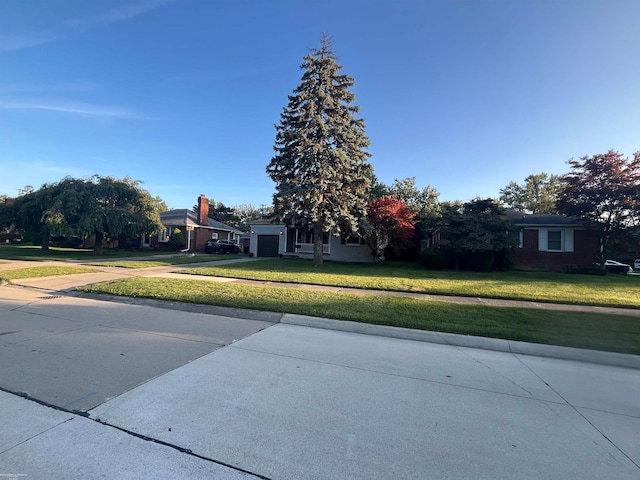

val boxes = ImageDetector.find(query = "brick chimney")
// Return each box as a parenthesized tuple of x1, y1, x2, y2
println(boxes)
(198, 195, 209, 226)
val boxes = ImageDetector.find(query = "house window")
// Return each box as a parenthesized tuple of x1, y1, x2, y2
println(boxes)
(211, 232, 218, 240)
(296, 228, 313, 244)
(296, 227, 328, 245)
(510, 230, 523, 248)
(158, 228, 170, 243)
(294, 227, 330, 254)
(547, 231, 562, 251)
(342, 236, 363, 246)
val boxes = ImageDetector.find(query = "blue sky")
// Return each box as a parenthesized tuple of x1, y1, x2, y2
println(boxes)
(2, 0, 639, 210)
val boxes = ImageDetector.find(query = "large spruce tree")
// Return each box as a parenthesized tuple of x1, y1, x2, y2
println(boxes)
(266, 35, 373, 266)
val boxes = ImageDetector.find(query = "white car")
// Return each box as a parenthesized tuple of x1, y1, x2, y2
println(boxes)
(603, 260, 633, 273)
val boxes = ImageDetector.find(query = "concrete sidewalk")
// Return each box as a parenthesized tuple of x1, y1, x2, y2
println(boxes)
(2, 323, 639, 479)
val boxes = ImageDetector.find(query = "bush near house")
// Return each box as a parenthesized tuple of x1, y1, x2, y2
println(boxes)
(168, 228, 185, 251)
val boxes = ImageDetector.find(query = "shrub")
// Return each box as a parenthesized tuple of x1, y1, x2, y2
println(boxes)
(420, 247, 449, 269)
(461, 251, 494, 271)
(493, 249, 514, 271)
(21, 229, 40, 245)
(168, 228, 185, 251)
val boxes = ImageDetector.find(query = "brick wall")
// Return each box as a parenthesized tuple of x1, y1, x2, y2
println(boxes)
(198, 195, 209, 226)
(512, 229, 600, 271)
(192, 228, 230, 253)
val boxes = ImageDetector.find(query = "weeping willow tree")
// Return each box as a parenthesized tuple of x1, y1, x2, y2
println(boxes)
(14, 175, 163, 253)
(267, 34, 373, 266)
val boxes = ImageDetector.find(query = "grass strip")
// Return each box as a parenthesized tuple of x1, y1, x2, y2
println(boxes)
(180, 259, 640, 309)
(0, 245, 181, 262)
(81, 277, 640, 355)
(89, 254, 242, 268)
(0, 266, 99, 281)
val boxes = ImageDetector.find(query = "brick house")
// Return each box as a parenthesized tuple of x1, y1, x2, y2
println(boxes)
(506, 211, 600, 271)
(153, 195, 244, 253)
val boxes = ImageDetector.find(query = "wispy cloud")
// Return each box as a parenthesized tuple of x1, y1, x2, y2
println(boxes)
(0, 81, 99, 94)
(0, 0, 174, 53)
(0, 100, 151, 119)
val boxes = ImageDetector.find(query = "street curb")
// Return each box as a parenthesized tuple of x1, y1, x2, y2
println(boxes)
(280, 314, 640, 369)
(66, 291, 640, 370)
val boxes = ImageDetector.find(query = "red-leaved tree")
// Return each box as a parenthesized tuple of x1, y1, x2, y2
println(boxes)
(556, 150, 640, 265)
(364, 197, 416, 259)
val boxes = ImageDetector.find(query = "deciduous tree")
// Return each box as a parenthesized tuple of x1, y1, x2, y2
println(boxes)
(13, 183, 58, 249)
(499, 173, 563, 214)
(556, 150, 640, 265)
(388, 177, 439, 215)
(436, 198, 519, 270)
(363, 197, 416, 259)
(370, 177, 440, 260)
(0, 195, 15, 232)
(234, 204, 272, 232)
(13, 176, 163, 253)
(266, 34, 373, 266)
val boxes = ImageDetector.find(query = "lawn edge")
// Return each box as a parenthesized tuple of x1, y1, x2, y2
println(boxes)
(173, 270, 640, 310)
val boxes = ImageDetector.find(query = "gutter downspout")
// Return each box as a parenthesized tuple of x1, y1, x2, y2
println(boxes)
(181, 229, 192, 254)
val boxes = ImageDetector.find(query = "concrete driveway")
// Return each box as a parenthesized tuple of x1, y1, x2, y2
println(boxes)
(1, 283, 638, 479)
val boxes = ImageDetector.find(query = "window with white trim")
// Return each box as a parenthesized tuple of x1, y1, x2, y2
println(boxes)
(211, 232, 218, 239)
(547, 230, 562, 251)
(538, 228, 574, 252)
(158, 228, 170, 243)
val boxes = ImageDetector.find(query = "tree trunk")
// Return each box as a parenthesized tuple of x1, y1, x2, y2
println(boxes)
(313, 221, 324, 268)
(94, 231, 104, 254)
(596, 234, 607, 270)
(41, 229, 50, 251)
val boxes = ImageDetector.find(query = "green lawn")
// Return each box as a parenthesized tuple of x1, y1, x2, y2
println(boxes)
(89, 254, 242, 268)
(81, 277, 640, 355)
(180, 259, 640, 308)
(0, 245, 177, 262)
(0, 266, 99, 281)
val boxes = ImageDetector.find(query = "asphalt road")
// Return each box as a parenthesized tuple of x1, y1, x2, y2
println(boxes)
(0, 285, 273, 411)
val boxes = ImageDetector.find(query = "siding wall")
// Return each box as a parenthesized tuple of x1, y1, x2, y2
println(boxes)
(250, 224, 373, 262)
